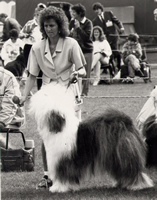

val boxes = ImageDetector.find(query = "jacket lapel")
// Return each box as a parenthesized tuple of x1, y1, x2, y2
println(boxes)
(44, 39, 53, 64)
(52, 38, 63, 58)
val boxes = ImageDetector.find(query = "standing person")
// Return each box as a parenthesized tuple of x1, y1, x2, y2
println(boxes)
(1, 29, 24, 66)
(0, 13, 21, 42)
(20, 3, 46, 90)
(92, 2, 124, 71)
(153, 8, 157, 21)
(20, 6, 86, 189)
(91, 26, 112, 86)
(20, 3, 46, 45)
(69, 3, 93, 96)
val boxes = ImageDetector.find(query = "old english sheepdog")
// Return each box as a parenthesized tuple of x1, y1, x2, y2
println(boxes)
(29, 83, 153, 193)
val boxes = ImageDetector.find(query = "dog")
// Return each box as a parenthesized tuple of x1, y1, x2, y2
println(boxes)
(29, 83, 153, 193)
(137, 85, 157, 168)
(4, 52, 26, 82)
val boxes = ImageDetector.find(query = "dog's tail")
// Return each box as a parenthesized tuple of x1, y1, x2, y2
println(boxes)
(104, 114, 154, 190)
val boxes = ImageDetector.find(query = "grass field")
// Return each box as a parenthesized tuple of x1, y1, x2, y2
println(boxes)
(1, 66, 157, 200)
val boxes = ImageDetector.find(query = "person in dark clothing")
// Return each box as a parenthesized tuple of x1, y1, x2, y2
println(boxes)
(69, 4, 93, 96)
(0, 13, 21, 42)
(92, 2, 124, 70)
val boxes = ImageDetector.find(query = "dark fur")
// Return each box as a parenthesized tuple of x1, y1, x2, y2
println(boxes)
(4, 53, 26, 81)
(51, 109, 147, 188)
(48, 111, 65, 133)
(142, 115, 157, 167)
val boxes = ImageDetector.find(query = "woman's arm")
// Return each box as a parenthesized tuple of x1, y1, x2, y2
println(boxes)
(0, 75, 20, 126)
(20, 74, 36, 105)
(134, 43, 142, 59)
(101, 40, 112, 57)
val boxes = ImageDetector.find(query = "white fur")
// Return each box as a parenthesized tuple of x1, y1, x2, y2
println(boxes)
(30, 83, 77, 131)
(30, 83, 79, 184)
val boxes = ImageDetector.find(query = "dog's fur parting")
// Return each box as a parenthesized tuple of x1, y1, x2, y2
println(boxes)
(30, 83, 154, 193)
(142, 115, 157, 167)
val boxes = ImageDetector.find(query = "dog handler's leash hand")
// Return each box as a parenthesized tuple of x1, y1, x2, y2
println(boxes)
(12, 96, 25, 107)
(67, 71, 83, 105)
(67, 71, 78, 88)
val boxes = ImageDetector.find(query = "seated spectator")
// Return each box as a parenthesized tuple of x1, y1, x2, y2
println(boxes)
(1, 29, 24, 66)
(91, 26, 112, 86)
(0, 67, 24, 129)
(121, 33, 143, 83)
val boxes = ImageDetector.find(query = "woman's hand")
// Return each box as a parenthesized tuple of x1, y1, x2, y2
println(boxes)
(74, 19, 80, 29)
(19, 96, 27, 107)
(69, 71, 78, 84)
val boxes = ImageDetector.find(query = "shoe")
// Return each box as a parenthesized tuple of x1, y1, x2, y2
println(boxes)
(93, 80, 99, 86)
(129, 78, 134, 84)
(126, 77, 134, 84)
(36, 176, 53, 189)
(136, 69, 144, 77)
(121, 78, 126, 83)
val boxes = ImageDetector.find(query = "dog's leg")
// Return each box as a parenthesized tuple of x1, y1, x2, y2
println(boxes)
(126, 172, 154, 190)
(49, 180, 70, 193)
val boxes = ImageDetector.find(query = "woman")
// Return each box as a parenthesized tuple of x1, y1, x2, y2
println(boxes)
(20, 6, 86, 189)
(91, 26, 112, 86)
(69, 3, 93, 96)
(20, 3, 46, 90)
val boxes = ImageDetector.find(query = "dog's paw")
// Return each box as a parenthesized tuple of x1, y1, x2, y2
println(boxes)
(49, 182, 69, 193)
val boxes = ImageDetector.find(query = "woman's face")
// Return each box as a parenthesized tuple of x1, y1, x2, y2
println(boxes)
(93, 29, 100, 40)
(44, 18, 59, 39)
(70, 10, 79, 20)
(35, 12, 40, 24)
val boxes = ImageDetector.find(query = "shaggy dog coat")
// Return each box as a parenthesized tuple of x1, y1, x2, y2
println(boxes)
(30, 83, 154, 193)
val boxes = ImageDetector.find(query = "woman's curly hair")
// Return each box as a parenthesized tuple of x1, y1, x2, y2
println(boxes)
(92, 26, 106, 42)
(39, 6, 69, 39)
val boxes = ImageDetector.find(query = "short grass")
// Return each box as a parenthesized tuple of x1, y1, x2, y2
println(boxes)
(1, 67, 157, 200)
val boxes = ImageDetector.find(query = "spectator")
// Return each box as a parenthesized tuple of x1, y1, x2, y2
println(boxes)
(20, 3, 46, 90)
(20, 6, 86, 189)
(92, 2, 124, 71)
(154, 8, 157, 21)
(121, 33, 143, 83)
(20, 3, 46, 44)
(0, 67, 24, 129)
(1, 29, 24, 66)
(0, 13, 21, 42)
(91, 26, 112, 86)
(69, 3, 93, 96)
